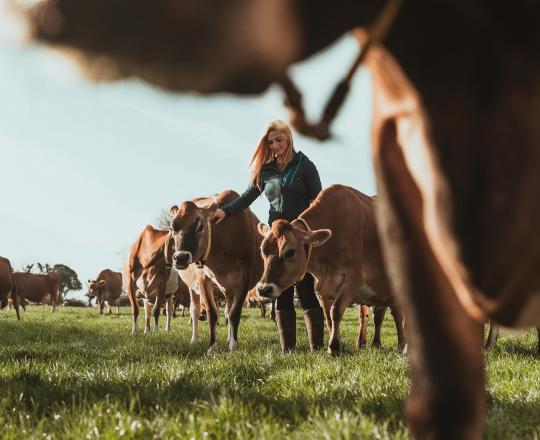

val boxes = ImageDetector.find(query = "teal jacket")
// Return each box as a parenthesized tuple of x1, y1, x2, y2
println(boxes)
(221, 151, 322, 224)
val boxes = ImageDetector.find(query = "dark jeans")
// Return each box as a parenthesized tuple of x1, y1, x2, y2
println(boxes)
(276, 273, 320, 311)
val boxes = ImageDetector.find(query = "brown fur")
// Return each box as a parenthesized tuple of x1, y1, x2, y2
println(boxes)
(0, 256, 20, 319)
(259, 185, 405, 355)
(170, 190, 263, 352)
(88, 268, 123, 315)
(13, 272, 60, 311)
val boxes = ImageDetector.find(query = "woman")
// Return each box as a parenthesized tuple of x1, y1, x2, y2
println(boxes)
(214, 120, 324, 352)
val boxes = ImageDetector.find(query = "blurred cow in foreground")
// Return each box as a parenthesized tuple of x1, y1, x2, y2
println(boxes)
(88, 269, 123, 315)
(21, 0, 540, 437)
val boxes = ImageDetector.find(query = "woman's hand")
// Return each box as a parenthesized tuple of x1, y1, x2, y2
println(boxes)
(213, 208, 226, 224)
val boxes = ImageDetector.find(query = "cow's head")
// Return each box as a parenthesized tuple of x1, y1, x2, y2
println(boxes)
(169, 200, 216, 270)
(87, 279, 106, 303)
(256, 220, 331, 298)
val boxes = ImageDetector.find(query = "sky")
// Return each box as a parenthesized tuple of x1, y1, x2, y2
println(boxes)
(0, 31, 375, 299)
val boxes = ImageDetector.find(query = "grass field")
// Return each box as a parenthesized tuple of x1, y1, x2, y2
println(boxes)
(0, 306, 539, 439)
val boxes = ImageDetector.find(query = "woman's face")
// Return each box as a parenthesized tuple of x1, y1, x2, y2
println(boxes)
(267, 130, 289, 158)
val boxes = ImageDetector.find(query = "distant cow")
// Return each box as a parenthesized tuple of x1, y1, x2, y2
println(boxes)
(257, 185, 405, 355)
(169, 190, 263, 353)
(88, 269, 123, 315)
(0, 256, 20, 320)
(13, 272, 60, 311)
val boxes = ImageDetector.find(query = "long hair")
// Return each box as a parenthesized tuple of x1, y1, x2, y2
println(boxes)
(249, 120, 295, 188)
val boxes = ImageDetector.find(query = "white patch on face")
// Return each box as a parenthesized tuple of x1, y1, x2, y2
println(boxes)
(256, 282, 281, 299)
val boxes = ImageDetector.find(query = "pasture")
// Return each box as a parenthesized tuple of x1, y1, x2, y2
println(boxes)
(0, 307, 538, 439)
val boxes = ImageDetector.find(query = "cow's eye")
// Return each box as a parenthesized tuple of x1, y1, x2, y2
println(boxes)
(195, 220, 204, 233)
(283, 249, 295, 260)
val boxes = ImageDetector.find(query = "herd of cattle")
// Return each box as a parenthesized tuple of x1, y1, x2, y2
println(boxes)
(3, 185, 536, 358)
(8, 0, 540, 437)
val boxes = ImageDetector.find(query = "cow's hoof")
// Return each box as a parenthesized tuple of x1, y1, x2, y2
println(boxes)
(207, 343, 218, 355)
(328, 342, 342, 356)
(190, 337, 199, 345)
(229, 340, 238, 352)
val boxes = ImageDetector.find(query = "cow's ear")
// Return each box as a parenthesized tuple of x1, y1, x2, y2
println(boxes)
(257, 223, 271, 237)
(305, 229, 332, 247)
(169, 204, 179, 216)
(98, 280, 106, 286)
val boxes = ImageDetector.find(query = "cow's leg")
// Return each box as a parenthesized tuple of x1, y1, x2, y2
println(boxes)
(108, 301, 112, 315)
(484, 320, 499, 349)
(189, 289, 201, 344)
(373, 118, 484, 439)
(389, 305, 406, 352)
(327, 282, 355, 356)
(320, 298, 333, 334)
(372, 306, 387, 348)
(200, 276, 219, 354)
(356, 305, 370, 348)
(99, 300, 104, 315)
(10, 287, 20, 321)
(143, 299, 152, 334)
(260, 301, 266, 318)
(128, 282, 139, 334)
(152, 288, 166, 332)
(227, 287, 248, 352)
(270, 299, 276, 322)
(165, 297, 173, 332)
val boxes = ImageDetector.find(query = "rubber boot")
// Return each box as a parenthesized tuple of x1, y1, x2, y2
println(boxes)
(304, 307, 324, 351)
(276, 309, 296, 352)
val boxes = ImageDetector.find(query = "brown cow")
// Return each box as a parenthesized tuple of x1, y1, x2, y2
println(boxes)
(169, 190, 263, 353)
(0, 256, 20, 320)
(256, 184, 404, 355)
(484, 322, 540, 354)
(87, 269, 123, 315)
(13, 272, 60, 311)
(125, 225, 197, 334)
(24, 1, 540, 437)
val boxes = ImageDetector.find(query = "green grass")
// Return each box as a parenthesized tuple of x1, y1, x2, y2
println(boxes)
(0, 307, 538, 439)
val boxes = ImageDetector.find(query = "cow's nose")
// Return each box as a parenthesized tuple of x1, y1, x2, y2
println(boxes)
(257, 283, 274, 298)
(173, 251, 192, 268)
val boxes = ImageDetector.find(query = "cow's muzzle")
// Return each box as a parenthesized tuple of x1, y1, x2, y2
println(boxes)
(173, 251, 192, 269)
(256, 282, 280, 299)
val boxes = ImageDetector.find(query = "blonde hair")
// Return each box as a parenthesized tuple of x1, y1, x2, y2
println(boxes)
(249, 120, 295, 187)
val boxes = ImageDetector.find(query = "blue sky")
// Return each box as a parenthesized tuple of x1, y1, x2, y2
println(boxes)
(0, 33, 375, 298)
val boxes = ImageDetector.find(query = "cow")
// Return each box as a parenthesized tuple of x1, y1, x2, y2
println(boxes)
(0, 256, 20, 320)
(13, 271, 60, 311)
(23, 0, 540, 437)
(125, 225, 197, 335)
(169, 190, 263, 354)
(256, 184, 405, 355)
(87, 269, 123, 315)
(484, 322, 540, 354)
